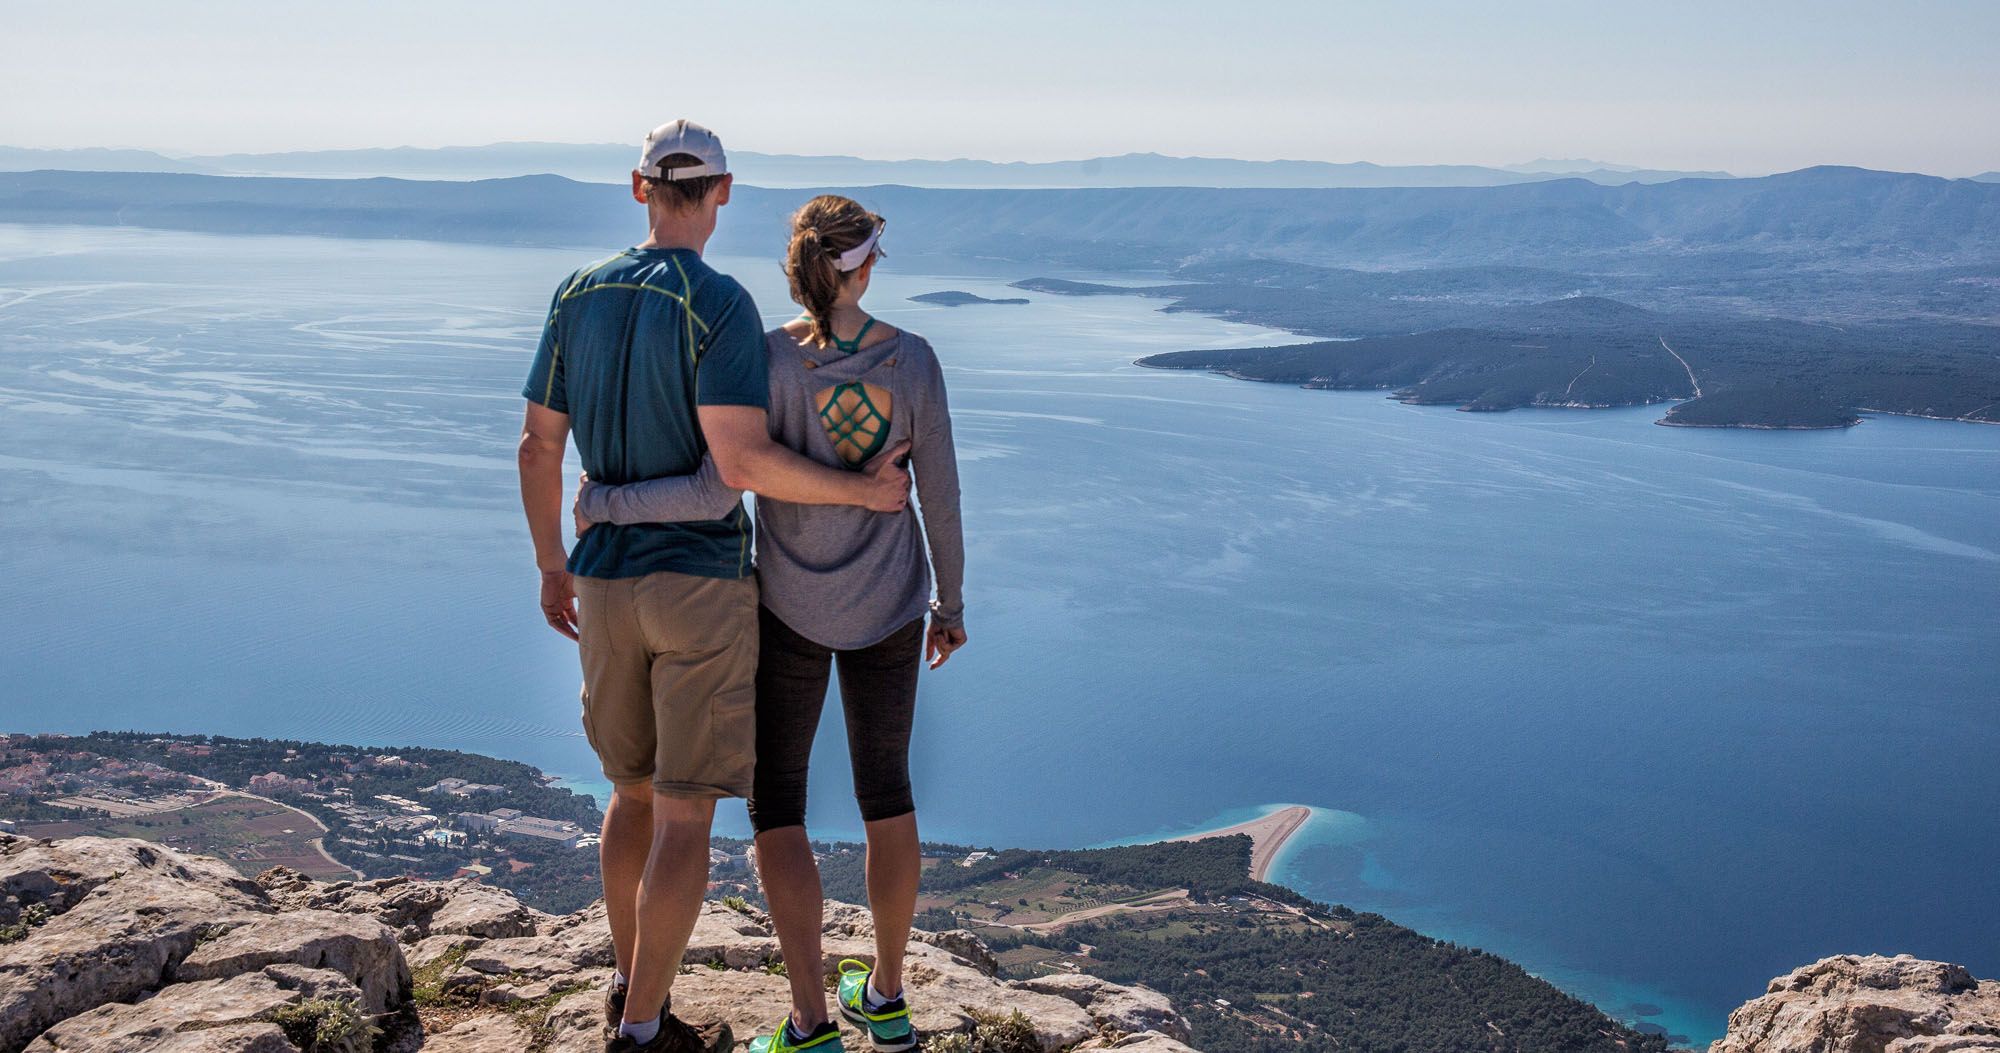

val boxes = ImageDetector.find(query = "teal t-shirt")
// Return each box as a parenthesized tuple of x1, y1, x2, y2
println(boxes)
(523, 247, 767, 580)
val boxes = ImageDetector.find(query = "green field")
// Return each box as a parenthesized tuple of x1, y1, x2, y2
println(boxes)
(19, 794, 354, 880)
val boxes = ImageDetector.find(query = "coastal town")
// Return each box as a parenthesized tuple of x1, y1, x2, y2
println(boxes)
(0, 732, 694, 911)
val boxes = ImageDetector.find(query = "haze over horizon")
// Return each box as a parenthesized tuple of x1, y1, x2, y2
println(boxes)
(6, 0, 1998, 178)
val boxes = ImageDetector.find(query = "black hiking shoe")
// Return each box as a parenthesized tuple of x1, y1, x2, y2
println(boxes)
(604, 979, 628, 1033)
(606, 1003, 733, 1053)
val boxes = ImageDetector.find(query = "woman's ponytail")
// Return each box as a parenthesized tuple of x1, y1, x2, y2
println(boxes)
(783, 195, 882, 348)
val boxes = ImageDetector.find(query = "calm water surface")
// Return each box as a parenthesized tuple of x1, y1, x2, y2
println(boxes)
(3, 225, 1996, 1045)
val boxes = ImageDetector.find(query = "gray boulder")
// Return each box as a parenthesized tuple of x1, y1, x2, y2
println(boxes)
(1074, 1033, 1203, 1052)
(420, 1013, 535, 1053)
(426, 881, 546, 940)
(0, 835, 270, 1051)
(24, 966, 361, 1053)
(174, 909, 406, 1018)
(1014, 972, 1192, 1043)
(1711, 954, 2000, 1053)
(914, 928, 1003, 977)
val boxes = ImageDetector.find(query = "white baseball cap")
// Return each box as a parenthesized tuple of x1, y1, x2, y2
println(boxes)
(639, 119, 728, 181)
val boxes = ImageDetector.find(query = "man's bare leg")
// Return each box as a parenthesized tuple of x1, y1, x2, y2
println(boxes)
(755, 825, 830, 1027)
(622, 794, 717, 1026)
(600, 781, 654, 979)
(863, 812, 920, 998)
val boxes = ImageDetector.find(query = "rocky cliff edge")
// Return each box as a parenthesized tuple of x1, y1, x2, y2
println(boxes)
(0, 834, 1195, 1053)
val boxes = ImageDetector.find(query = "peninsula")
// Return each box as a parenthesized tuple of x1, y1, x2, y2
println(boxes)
(1007, 271, 2000, 430)
(1171, 804, 1312, 881)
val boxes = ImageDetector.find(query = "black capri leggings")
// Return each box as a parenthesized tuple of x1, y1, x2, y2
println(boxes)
(746, 606, 925, 833)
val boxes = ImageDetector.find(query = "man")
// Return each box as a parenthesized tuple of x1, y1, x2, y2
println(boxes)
(517, 119, 909, 1053)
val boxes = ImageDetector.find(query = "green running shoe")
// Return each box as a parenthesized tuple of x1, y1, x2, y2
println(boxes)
(836, 959, 917, 1052)
(747, 1015, 843, 1053)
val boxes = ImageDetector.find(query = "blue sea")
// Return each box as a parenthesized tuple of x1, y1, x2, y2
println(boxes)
(3, 225, 1996, 1046)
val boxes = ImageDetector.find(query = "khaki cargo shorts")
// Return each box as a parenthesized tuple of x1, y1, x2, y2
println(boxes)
(573, 570, 758, 798)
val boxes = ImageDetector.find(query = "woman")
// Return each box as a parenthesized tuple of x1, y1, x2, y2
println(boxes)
(575, 194, 966, 1053)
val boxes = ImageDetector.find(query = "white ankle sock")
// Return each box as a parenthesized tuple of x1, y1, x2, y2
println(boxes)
(612, 970, 628, 989)
(865, 979, 899, 1009)
(619, 1017, 660, 1044)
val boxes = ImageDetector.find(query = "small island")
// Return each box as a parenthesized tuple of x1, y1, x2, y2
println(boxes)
(909, 289, 1030, 307)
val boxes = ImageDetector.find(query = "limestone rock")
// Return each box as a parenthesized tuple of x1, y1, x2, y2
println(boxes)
(898, 942, 1099, 1051)
(175, 909, 407, 1017)
(427, 881, 547, 940)
(820, 902, 875, 939)
(142, 1023, 301, 1053)
(1014, 972, 1192, 1043)
(1074, 1033, 1203, 1052)
(256, 869, 543, 943)
(1711, 954, 2000, 1053)
(407, 932, 482, 973)
(0, 835, 270, 1051)
(682, 900, 780, 970)
(542, 985, 615, 1053)
(915, 928, 1002, 978)
(260, 963, 368, 1005)
(421, 1012, 536, 1053)
(257, 869, 452, 941)
(8, 835, 1202, 1053)
(23, 965, 359, 1053)
(531, 899, 615, 970)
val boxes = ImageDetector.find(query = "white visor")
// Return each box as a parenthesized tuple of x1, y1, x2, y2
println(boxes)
(834, 223, 885, 272)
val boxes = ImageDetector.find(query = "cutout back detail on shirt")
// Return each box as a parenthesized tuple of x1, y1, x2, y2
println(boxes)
(814, 318, 894, 466)
(817, 381, 892, 465)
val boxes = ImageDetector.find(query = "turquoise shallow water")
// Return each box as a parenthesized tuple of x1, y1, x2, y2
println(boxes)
(3, 225, 1997, 1046)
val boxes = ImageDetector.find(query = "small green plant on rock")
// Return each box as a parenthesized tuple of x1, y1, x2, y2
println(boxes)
(926, 1009, 1040, 1053)
(1, 903, 52, 943)
(411, 945, 472, 1007)
(269, 998, 375, 1053)
(502, 980, 593, 1048)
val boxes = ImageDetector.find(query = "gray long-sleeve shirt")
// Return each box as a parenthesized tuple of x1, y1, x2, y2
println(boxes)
(576, 325, 964, 651)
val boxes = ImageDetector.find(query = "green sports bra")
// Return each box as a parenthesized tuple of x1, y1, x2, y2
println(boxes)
(818, 318, 891, 465)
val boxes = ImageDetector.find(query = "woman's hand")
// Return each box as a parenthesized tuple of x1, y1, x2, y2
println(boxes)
(572, 472, 597, 537)
(926, 619, 968, 669)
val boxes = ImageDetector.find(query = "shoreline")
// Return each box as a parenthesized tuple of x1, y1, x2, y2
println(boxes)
(1167, 804, 1314, 881)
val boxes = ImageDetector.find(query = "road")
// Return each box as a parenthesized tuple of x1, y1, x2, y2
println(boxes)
(1659, 335, 1702, 397)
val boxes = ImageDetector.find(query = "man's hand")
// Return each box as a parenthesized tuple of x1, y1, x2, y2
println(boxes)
(572, 472, 596, 538)
(926, 619, 967, 669)
(540, 569, 579, 640)
(863, 441, 913, 513)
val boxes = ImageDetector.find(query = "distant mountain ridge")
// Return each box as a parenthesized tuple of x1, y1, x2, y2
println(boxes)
(0, 146, 215, 174)
(0, 142, 1729, 188)
(4, 166, 1995, 269)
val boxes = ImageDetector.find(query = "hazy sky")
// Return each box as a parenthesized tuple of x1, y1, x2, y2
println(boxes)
(7, 0, 1998, 176)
